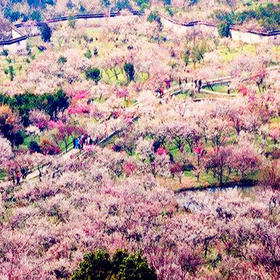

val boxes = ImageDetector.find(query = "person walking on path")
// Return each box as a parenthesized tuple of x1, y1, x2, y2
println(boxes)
(79, 136, 83, 150)
(198, 79, 202, 93)
(16, 170, 21, 185)
(190, 80, 196, 98)
(227, 83, 231, 95)
(73, 137, 78, 149)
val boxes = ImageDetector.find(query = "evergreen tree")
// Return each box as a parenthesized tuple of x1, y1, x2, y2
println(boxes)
(40, 23, 52, 42)
(72, 249, 157, 280)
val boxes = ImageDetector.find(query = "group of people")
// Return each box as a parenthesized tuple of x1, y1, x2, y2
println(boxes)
(185, 79, 203, 97)
(10, 169, 23, 185)
(188, 79, 232, 96)
(73, 135, 93, 149)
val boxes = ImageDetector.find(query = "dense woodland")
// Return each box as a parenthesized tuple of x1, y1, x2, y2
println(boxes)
(0, 1, 280, 279)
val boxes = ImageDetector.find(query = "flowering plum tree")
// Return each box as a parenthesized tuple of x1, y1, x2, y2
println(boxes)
(0, 136, 13, 165)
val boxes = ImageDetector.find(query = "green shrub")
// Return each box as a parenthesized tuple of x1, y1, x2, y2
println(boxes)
(40, 23, 52, 42)
(189, 0, 198, 5)
(72, 249, 157, 280)
(84, 49, 92, 59)
(79, 4, 86, 13)
(218, 22, 231, 38)
(166, 6, 174, 17)
(0, 90, 69, 124)
(68, 16, 76, 28)
(5, 9, 21, 22)
(147, 11, 160, 22)
(12, 131, 24, 147)
(31, 10, 42, 21)
(58, 56, 67, 64)
(162, 0, 170, 5)
(124, 63, 135, 82)
(1, 50, 9, 57)
(29, 141, 41, 153)
(102, 0, 110, 7)
(214, 4, 280, 31)
(85, 68, 102, 84)
(116, 0, 131, 11)
(183, 50, 190, 66)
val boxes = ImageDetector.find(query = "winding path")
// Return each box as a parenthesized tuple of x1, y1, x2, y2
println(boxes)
(1, 13, 280, 184)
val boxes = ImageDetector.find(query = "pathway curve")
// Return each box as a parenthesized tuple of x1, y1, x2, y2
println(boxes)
(2, 64, 279, 184)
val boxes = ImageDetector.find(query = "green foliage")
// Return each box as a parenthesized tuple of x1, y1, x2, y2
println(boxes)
(213, 10, 235, 25)
(190, 42, 207, 65)
(68, 16, 76, 28)
(58, 56, 67, 64)
(10, 131, 24, 147)
(214, 4, 280, 31)
(183, 50, 190, 66)
(72, 249, 157, 280)
(79, 4, 86, 13)
(31, 10, 42, 21)
(85, 68, 102, 84)
(135, 0, 149, 9)
(102, 0, 111, 8)
(27, 0, 40, 7)
(2, 0, 54, 24)
(72, 250, 111, 280)
(165, 6, 174, 17)
(4, 8, 20, 22)
(42, 90, 69, 119)
(116, 0, 131, 11)
(27, 0, 54, 8)
(11, 11, 20, 21)
(26, 43, 31, 56)
(147, 11, 160, 23)
(66, 0, 73, 9)
(124, 63, 135, 82)
(162, 0, 170, 5)
(8, 66, 15, 81)
(189, 0, 198, 5)
(29, 140, 41, 152)
(1, 49, 9, 57)
(0, 90, 69, 124)
(21, 13, 29, 22)
(7, 93, 40, 125)
(40, 23, 52, 42)
(84, 49, 92, 59)
(147, 11, 162, 31)
(218, 22, 231, 38)
(254, 4, 280, 31)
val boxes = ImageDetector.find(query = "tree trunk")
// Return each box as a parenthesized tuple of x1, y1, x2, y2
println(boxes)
(219, 168, 223, 186)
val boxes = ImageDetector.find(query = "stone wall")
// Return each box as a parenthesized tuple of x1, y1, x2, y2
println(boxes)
(1, 13, 280, 54)
(161, 16, 280, 44)
(0, 39, 27, 54)
(231, 29, 280, 44)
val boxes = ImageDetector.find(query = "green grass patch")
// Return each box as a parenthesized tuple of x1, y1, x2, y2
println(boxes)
(204, 84, 228, 93)
(102, 68, 127, 85)
(138, 72, 149, 82)
(0, 169, 5, 181)
(270, 117, 280, 124)
(184, 170, 194, 177)
(21, 134, 41, 149)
